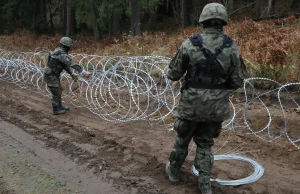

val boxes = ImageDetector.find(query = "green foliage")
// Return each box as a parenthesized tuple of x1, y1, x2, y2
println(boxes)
(1, 0, 20, 32)
(97, 0, 125, 29)
(140, 0, 162, 9)
(73, 0, 94, 27)
(74, 0, 125, 31)
(2, 0, 18, 23)
(126, 0, 162, 16)
(1, 0, 47, 33)
(246, 58, 297, 89)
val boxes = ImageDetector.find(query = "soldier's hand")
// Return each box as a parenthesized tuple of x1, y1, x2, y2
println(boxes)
(71, 73, 78, 81)
(81, 70, 92, 79)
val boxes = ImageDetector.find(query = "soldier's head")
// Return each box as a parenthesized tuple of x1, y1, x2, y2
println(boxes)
(59, 37, 73, 52)
(199, 3, 228, 30)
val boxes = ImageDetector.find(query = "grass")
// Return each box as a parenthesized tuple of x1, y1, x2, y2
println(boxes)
(0, 16, 300, 85)
(0, 151, 67, 194)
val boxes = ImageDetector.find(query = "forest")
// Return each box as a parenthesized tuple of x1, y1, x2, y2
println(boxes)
(1, 0, 300, 39)
(1, 0, 300, 83)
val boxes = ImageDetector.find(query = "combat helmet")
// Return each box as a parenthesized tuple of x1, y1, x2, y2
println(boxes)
(199, 3, 228, 25)
(59, 37, 73, 47)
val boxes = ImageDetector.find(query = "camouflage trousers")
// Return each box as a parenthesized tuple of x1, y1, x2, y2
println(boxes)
(168, 117, 222, 184)
(44, 74, 62, 107)
(48, 85, 62, 107)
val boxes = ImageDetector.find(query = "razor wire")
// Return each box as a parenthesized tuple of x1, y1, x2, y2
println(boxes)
(0, 49, 179, 129)
(0, 48, 299, 149)
(191, 154, 265, 186)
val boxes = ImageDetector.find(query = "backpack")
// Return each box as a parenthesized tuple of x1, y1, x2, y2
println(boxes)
(181, 34, 233, 92)
(46, 49, 67, 76)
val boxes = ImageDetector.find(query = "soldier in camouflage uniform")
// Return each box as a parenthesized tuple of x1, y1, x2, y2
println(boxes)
(44, 37, 78, 115)
(165, 3, 246, 194)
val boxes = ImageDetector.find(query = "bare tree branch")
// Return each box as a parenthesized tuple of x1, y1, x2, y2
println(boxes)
(229, 0, 261, 16)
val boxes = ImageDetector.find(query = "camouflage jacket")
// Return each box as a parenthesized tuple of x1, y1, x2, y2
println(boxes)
(44, 47, 73, 87)
(167, 28, 246, 122)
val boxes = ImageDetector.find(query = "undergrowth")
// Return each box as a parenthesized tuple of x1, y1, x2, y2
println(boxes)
(0, 16, 300, 85)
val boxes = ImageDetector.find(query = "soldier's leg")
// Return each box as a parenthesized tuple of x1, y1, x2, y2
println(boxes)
(58, 83, 70, 111)
(44, 75, 66, 114)
(193, 122, 222, 193)
(48, 86, 66, 115)
(166, 118, 196, 182)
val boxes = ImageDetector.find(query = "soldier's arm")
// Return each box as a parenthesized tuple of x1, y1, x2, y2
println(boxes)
(167, 45, 189, 81)
(227, 46, 247, 89)
(58, 54, 73, 76)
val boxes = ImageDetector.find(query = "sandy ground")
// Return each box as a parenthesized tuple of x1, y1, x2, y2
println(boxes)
(0, 80, 299, 194)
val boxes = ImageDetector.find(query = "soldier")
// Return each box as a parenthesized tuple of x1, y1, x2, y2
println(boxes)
(165, 3, 246, 194)
(44, 37, 79, 115)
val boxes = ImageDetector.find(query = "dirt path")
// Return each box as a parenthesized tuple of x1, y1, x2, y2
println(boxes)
(0, 119, 120, 194)
(0, 80, 299, 194)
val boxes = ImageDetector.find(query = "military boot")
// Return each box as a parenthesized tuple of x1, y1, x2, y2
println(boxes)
(53, 106, 66, 115)
(199, 183, 212, 194)
(59, 102, 70, 111)
(165, 162, 179, 182)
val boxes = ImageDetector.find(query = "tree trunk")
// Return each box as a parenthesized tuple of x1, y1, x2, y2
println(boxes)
(65, 0, 72, 36)
(70, 6, 75, 35)
(63, 0, 75, 36)
(251, 0, 263, 20)
(130, 0, 142, 36)
(180, 0, 191, 28)
(41, 0, 47, 31)
(290, 0, 300, 12)
(227, 0, 234, 14)
(32, 0, 40, 31)
(185, 0, 193, 26)
(171, 0, 181, 26)
(47, 0, 55, 32)
(180, 0, 185, 28)
(190, 0, 207, 26)
(0, 16, 4, 34)
(65, 0, 71, 36)
(30, 0, 48, 33)
(48, 2, 60, 33)
(267, 0, 275, 16)
(111, 12, 120, 35)
(90, 6, 101, 40)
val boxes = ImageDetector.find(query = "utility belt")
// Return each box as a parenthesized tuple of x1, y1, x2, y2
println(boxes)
(45, 66, 62, 76)
(181, 81, 227, 92)
(188, 82, 227, 89)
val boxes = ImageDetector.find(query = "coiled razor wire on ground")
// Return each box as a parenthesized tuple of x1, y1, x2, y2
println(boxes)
(0, 49, 179, 129)
(0, 48, 299, 149)
(244, 78, 300, 149)
(191, 155, 265, 186)
(2, 48, 300, 185)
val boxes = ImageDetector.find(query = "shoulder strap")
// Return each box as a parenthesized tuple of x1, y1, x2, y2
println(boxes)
(189, 34, 211, 60)
(52, 48, 66, 57)
(215, 35, 233, 56)
(189, 34, 202, 47)
(183, 34, 231, 90)
(189, 34, 233, 57)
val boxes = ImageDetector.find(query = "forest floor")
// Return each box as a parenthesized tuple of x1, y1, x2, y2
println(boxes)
(0, 80, 299, 194)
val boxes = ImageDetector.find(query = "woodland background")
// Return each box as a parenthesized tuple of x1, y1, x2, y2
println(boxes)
(1, 0, 300, 38)
(1, 0, 300, 84)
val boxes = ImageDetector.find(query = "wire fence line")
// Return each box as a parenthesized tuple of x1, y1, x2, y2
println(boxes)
(0, 48, 299, 150)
